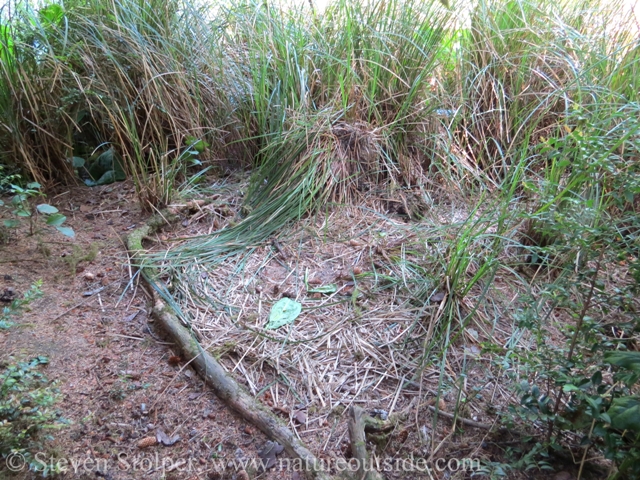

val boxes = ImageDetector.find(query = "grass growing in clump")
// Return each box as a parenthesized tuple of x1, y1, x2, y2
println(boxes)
(1, 0, 238, 207)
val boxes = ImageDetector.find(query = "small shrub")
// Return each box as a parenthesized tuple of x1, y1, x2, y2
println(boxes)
(0, 280, 43, 330)
(0, 182, 74, 238)
(0, 357, 65, 476)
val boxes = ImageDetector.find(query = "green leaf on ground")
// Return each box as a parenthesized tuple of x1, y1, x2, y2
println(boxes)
(307, 284, 337, 294)
(266, 298, 302, 330)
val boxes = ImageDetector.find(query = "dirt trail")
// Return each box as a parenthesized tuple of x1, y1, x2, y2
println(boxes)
(0, 183, 278, 480)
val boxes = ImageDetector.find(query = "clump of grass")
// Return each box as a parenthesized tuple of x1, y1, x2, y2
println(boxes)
(0, 0, 239, 207)
(62, 242, 99, 273)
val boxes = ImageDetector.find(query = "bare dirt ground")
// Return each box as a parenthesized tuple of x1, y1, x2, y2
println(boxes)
(0, 182, 285, 480)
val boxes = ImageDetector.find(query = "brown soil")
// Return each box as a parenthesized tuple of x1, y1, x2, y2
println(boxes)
(0, 183, 280, 480)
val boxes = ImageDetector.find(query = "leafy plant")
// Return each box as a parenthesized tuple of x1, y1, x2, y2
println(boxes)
(0, 164, 20, 193)
(0, 182, 74, 237)
(0, 280, 43, 330)
(0, 280, 65, 476)
(502, 118, 640, 477)
(0, 356, 65, 476)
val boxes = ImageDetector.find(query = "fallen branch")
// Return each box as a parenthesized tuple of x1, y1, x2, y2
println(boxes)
(127, 208, 385, 480)
(427, 405, 494, 430)
(347, 407, 386, 480)
(151, 299, 332, 480)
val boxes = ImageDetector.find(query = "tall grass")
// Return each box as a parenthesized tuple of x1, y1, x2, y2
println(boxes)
(2, 0, 637, 322)
(1, 0, 239, 206)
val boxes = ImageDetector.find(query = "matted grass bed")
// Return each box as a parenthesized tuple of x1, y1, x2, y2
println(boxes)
(140, 170, 640, 476)
(147, 185, 534, 433)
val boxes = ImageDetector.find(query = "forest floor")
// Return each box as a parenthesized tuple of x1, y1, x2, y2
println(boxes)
(0, 182, 583, 480)
(0, 182, 289, 480)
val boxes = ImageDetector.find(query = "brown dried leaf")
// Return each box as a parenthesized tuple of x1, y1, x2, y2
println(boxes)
(120, 371, 141, 380)
(236, 470, 250, 480)
(430, 291, 446, 303)
(258, 440, 284, 471)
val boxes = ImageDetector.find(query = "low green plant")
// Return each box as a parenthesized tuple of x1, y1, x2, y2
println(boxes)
(62, 243, 99, 274)
(501, 121, 640, 477)
(511, 349, 640, 479)
(0, 281, 66, 476)
(0, 280, 43, 330)
(0, 182, 74, 238)
(0, 356, 65, 476)
(0, 164, 19, 193)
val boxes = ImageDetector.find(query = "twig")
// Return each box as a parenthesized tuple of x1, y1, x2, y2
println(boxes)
(427, 405, 495, 430)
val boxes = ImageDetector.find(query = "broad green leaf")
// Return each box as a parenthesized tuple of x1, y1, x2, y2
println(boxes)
(26, 182, 41, 190)
(39, 4, 64, 26)
(15, 209, 31, 217)
(46, 213, 66, 226)
(624, 190, 635, 204)
(307, 284, 337, 294)
(3, 219, 19, 228)
(266, 298, 302, 330)
(55, 226, 75, 238)
(0, 199, 3, 206)
(186, 135, 209, 153)
(71, 157, 85, 168)
(607, 396, 640, 432)
(37, 204, 58, 214)
(604, 351, 640, 373)
(0, 320, 14, 330)
(12, 194, 26, 205)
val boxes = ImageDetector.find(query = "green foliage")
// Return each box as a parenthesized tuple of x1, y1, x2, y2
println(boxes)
(0, 182, 74, 238)
(0, 280, 43, 330)
(0, 164, 20, 193)
(499, 122, 640, 476)
(75, 148, 126, 187)
(0, 281, 65, 476)
(511, 348, 640, 479)
(62, 242, 99, 273)
(0, 357, 65, 476)
(2, 0, 640, 475)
